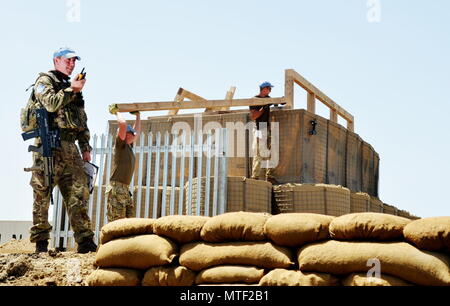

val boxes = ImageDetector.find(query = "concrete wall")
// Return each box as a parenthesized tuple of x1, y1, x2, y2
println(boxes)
(0, 221, 32, 244)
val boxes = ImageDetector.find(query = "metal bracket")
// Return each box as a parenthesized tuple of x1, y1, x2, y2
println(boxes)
(309, 119, 318, 135)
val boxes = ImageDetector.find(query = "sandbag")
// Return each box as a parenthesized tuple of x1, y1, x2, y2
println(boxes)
(95, 234, 177, 269)
(200, 211, 270, 242)
(264, 213, 333, 247)
(403, 217, 450, 252)
(142, 266, 196, 286)
(180, 241, 294, 271)
(153, 215, 210, 244)
(341, 273, 412, 286)
(329, 213, 410, 241)
(86, 268, 142, 286)
(258, 269, 339, 286)
(298, 240, 450, 286)
(195, 265, 264, 284)
(100, 218, 154, 244)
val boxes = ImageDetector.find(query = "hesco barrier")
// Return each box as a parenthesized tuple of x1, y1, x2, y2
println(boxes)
(109, 108, 380, 197)
(273, 183, 418, 219)
(273, 183, 351, 217)
(185, 176, 272, 215)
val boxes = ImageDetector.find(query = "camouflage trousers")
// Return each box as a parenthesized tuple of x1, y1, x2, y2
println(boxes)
(106, 180, 135, 223)
(251, 128, 274, 181)
(29, 141, 94, 244)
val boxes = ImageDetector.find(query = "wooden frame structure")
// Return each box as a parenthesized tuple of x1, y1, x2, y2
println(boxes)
(110, 69, 355, 131)
(284, 69, 354, 131)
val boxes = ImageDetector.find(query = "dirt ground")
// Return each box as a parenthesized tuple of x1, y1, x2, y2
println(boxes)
(0, 239, 96, 286)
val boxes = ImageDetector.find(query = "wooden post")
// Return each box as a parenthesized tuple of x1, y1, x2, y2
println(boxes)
(307, 92, 316, 114)
(330, 109, 338, 123)
(347, 120, 354, 132)
(284, 69, 294, 109)
(168, 88, 185, 116)
(219, 86, 236, 111)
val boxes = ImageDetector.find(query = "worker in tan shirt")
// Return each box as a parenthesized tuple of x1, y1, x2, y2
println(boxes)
(106, 111, 141, 222)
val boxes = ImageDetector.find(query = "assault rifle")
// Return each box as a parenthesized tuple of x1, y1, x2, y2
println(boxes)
(22, 108, 60, 205)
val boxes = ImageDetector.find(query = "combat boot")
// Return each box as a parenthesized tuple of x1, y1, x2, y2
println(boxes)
(35, 240, 48, 253)
(77, 237, 97, 254)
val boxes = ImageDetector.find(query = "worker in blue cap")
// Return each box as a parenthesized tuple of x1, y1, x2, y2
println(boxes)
(249, 81, 277, 183)
(106, 111, 141, 222)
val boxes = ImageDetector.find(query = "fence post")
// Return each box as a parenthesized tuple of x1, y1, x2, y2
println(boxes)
(136, 134, 145, 218)
(218, 128, 228, 214)
(161, 132, 170, 217)
(153, 132, 161, 219)
(94, 135, 106, 245)
(144, 133, 153, 218)
(102, 134, 113, 227)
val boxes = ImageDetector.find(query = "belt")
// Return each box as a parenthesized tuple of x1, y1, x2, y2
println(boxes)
(110, 180, 130, 188)
(60, 130, 77, 143)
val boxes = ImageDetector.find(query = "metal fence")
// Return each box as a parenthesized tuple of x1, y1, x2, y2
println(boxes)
(51, 128, 229, 249)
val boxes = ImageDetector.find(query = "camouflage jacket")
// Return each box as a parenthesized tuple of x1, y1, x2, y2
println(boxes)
(33, 70, 92, 153)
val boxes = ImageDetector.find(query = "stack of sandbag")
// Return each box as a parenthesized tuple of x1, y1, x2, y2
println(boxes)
(86, 216, 204, 286)
(182, 212, 294, 286)
(86, 213, 450, 286)
(298, 213, 450, 286)
(259, 213, 340, 286)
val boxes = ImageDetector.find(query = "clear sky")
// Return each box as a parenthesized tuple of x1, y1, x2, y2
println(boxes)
(1, 0, 449, 220)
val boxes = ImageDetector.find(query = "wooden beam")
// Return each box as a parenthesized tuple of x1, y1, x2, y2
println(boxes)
(307, 92, 316, 114)
(347, 120, 354, 132)
(330, 109, 338, 123)
(219, 86, 236, 111)
(167, 88, 185, 115)
(180, 88, 208, 104)
(284, 69, 294, 109)
(110, 97, 286, 113)
(286, 69, 354, 124)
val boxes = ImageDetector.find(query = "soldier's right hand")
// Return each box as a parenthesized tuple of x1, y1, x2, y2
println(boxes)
(71, 78, 86, 93)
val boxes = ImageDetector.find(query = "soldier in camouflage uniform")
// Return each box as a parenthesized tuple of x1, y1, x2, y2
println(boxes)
(29, 47, 97, 253)
(106, 111, 141, 222)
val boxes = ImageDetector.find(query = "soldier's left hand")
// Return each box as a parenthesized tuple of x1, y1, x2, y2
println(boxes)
(82, 151, 91, 162)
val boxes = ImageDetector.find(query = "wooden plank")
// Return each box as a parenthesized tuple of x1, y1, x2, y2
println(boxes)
(286, 69, 354, 125)
(307, 93, 316, 114)
(219, 86, 236, 111)
(110, 97, 285, 113)
(330, 109, 338, 123)
(284, 69, 294, 109)
(168, 88, 185, 116)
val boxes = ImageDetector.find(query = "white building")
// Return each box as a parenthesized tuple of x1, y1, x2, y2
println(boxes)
(0, 221, 33, 245)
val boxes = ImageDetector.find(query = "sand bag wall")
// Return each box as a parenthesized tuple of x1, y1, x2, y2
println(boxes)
(87, 212, 450, 286)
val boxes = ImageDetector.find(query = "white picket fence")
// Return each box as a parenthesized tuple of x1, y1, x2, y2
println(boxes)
(51, 128, 229, 249)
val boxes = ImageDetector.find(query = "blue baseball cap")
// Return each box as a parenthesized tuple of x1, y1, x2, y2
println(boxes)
(126, 125, 136, 135)
(259, 81, 274, 89)
(53, 47, 81, 60)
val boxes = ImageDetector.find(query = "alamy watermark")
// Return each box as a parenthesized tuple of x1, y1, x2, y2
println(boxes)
(66, 0, 81, 23)
(171, 114, 279, 169)
(367, 0, 381, 23)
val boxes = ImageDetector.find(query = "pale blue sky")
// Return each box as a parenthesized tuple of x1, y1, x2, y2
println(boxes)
(1, 0, 449, 220)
